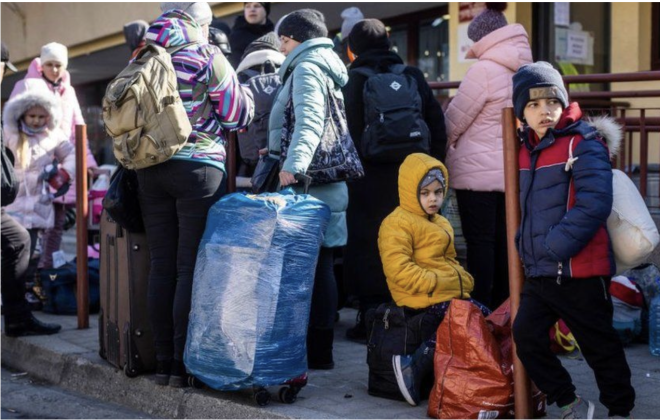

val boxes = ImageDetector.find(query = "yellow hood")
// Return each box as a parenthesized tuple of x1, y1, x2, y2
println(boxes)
(398, 153, 450, 217)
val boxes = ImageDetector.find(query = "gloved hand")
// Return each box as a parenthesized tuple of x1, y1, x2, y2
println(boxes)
(38, 159, 59, 183)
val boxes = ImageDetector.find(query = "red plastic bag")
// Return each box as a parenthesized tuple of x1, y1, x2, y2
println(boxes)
(428, 299, 547, 419)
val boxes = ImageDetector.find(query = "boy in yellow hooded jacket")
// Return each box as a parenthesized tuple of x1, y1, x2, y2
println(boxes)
(378, 153, 489, 406)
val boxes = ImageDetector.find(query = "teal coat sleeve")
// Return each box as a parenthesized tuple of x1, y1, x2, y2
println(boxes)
(281, 62, 327, 175)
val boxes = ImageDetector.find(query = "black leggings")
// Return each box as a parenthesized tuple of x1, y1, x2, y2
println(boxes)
(137, 160, 225, 362)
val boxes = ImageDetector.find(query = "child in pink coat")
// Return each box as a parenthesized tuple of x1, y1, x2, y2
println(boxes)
(3, 79, 76, 267)
(9, 42, 97, 269)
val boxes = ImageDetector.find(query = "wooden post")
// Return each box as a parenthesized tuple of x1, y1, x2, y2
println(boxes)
(502, 108, 532, 419)
(75, 125, 89, 329)
(226, 131, 236, 193)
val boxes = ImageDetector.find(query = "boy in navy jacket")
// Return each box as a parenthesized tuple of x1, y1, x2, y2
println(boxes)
(510, 62, 635, 419)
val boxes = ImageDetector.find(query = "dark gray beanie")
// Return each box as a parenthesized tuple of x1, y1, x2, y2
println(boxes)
(512, 61, 569, 121)
(277, 9, 328, 43)
(467, 3, 508, 43)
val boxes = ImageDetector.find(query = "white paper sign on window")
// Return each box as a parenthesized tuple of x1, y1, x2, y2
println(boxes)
(566, 30, 589, 61)
(554, 3, 570, 27)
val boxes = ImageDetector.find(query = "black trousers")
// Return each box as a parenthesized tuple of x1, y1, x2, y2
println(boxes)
(456, 190, 509, 308)
(1, 209, 31, 322)
(512, 276, 635, 417)
(309, 247, 338, 330)
(137, 160, 225, 362)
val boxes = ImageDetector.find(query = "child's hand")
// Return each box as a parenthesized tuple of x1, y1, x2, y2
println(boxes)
(38, 159, 59, 182)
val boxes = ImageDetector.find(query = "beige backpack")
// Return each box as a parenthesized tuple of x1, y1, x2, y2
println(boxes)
(103, 43, 209, 170)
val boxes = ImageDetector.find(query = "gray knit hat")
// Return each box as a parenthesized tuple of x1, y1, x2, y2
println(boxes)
(467, 3, 508, 43)
(512, 61, 569, 121)
(277, 9, 328, 43)
(421, 169, 446, 190)
(160, 2, 213, 25)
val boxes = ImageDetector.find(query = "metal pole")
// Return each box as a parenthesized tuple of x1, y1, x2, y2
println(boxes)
(502, 108, 532, 419)
(226, 131, 236, 193)
(640, 109, 648, 199)
(75, 125, 89, 329)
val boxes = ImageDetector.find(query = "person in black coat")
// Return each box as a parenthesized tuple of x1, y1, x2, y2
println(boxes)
(341, 19, 448, 341)
(228, 2, 274, 69)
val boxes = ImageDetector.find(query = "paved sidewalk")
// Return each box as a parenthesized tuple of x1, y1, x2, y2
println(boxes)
(2, 308, 659, 419)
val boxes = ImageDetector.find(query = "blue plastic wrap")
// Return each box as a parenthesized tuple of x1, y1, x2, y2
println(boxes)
(184, 190, 331, 390)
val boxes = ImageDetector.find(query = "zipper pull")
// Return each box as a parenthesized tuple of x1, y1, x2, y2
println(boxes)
(556, 262, 563, 285)
(383, 308, 390, 330)
(379, 113, 384, 123)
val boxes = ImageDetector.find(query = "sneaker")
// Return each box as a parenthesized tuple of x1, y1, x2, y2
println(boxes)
(154, 360, 172, 386)
(561, 397, 595, 419)
(393, 354, 419, 406)
(4, 314, 61, 337)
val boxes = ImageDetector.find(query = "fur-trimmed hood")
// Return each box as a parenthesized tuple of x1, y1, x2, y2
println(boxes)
(236, 49, 285, 74)
(586, 115, 623, 160)
(3, 79, 61, 135)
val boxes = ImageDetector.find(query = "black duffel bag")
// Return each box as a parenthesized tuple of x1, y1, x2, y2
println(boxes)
(365, 302, 434, 401)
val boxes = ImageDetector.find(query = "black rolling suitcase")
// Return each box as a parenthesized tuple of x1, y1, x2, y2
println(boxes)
(98, 212, 156, 377)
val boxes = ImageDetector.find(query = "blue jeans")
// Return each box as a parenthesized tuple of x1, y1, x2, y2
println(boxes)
(137, 160, 225, 361)
(421, 298, 491, 348)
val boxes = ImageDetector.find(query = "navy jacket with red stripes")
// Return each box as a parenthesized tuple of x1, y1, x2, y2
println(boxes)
(517, 103, 618, 280)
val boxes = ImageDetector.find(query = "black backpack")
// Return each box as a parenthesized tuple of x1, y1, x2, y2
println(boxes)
(352, 65, 431, 163)
(237, 62, 281, 172)
(365, 302, 433, 401)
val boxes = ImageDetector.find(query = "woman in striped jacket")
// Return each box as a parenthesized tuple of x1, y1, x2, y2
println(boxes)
(139, 2, 254, 388)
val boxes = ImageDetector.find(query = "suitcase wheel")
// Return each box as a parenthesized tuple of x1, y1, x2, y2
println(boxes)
(188, 375, 205, 389)
(278, 386, 298, 404)
(124, 364, 139, 378)
(253, 387, 271, 406)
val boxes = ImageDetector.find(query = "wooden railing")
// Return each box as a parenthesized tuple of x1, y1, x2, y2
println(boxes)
(430, 71, 660, 204)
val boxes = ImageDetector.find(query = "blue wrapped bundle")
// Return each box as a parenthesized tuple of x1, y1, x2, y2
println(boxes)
(184, 190, 331, 390)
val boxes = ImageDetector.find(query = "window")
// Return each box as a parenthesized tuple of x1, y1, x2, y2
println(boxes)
(533, 3, 611, 92)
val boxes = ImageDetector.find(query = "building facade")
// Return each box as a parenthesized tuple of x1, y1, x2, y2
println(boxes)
(1, 2, 657, 165)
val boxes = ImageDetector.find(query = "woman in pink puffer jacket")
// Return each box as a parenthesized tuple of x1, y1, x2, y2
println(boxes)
(444, 4, 532, 309)
(10, 42, 97, 269)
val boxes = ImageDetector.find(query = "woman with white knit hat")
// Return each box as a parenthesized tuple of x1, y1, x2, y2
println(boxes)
(9, 42, 98, 274)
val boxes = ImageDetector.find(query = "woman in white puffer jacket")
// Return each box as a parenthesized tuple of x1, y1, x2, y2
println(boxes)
(444, 3, 532, 309)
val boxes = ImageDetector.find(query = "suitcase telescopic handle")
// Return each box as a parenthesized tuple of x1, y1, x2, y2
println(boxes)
(293, 173, 312, 194)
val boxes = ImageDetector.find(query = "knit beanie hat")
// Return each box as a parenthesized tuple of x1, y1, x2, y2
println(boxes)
(277, 9, 328, 43)
(242, 32, 279, 60)
(123, 20, 149, 51)
(348, 19, 390, 56)
(512, 61, 569, 121)
(421, 168, 446, 190)
(160, 2, 213, 26)
(1, 41, 18, 72)
(340, 7, 364, 40)
(40, 42, 68, 68)
(244, 2, 271, 17)
(468, 3, 508, 43)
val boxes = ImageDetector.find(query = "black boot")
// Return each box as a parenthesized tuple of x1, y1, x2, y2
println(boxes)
(392, 345, 434, 406)
(307, 327, 335, 370)
(169, 359, 189, 388)
(345, 309, 366, 342)
(154, 359, 172, 386)
(4, 314, 61, 337)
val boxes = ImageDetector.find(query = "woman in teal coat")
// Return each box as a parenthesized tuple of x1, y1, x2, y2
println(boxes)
(268, 9, 348, 369)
